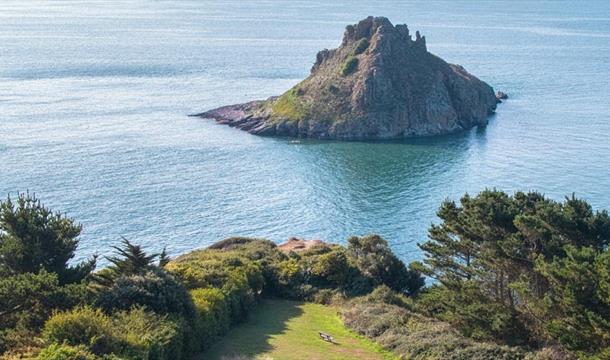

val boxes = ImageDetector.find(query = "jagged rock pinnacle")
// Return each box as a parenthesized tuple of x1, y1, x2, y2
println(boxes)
(196, 16, 499, 140)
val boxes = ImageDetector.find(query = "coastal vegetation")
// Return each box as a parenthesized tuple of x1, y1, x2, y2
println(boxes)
(1, 191, 609, 359)
(270, 87, 310, 122)
(340, 56, 358, 76)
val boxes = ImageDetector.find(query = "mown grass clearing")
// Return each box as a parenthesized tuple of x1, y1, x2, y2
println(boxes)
(196, 299, 397, 360)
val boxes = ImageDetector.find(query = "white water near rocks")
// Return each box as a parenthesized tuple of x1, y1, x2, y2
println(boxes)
(1, 1, 610, 263)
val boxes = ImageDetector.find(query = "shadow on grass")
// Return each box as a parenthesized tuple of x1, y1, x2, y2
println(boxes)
(196, 299, 304, 360)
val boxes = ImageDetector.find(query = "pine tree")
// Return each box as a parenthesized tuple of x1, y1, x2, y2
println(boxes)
(0, 193, 95, 283)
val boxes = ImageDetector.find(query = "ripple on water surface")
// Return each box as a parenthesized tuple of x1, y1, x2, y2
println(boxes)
(1, 0, 610, 263)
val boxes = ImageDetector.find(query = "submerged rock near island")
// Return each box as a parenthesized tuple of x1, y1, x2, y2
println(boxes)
(197, 16, 500, 140)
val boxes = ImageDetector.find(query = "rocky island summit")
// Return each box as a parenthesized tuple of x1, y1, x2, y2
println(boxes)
(197, 16, 501, 140)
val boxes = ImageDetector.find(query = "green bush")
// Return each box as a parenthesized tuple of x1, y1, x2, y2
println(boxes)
(167, 239, 278, 292)
(41, 307, 187, 360)
(207, 237, 262, 250)
(342, 299, 526, 360)
(348, 235, 424, 295)
(353, 38, 369, 55)
(222, 268, 258, 324)
(0, 271, 90, 353)
(36, 343, 98, 360)
(341, 56, 358, 76)
(366, 285, 413, 309)
(112, 307, 183, 360)
(273, 258, 305, 298)
(310, 249, 354, 286)
(95, 267, 196, 320)
(42, 307, 117, 355)
(190, 288, 230, 348)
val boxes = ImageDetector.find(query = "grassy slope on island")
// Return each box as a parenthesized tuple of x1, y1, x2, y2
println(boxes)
(197, 299, 397, 360)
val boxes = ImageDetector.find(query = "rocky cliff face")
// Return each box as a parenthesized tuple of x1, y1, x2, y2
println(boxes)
(197, 16, 499, 140)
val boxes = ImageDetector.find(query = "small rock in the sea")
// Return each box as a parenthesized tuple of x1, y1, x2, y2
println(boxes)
(496, 91, 509, 100)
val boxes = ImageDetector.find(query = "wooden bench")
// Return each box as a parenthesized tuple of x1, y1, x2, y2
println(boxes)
(319, 331, 334, 343)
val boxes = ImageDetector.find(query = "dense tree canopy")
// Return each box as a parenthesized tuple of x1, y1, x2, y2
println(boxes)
(417, 190, 610, 356)
(0, 193, 95, 284)
(3, 190, 609, 359)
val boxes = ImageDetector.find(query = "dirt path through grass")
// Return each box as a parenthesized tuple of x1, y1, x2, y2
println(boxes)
(196, 299, 396, 360)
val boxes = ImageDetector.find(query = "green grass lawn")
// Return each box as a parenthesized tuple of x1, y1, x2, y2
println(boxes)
(196, 299, 397, 360)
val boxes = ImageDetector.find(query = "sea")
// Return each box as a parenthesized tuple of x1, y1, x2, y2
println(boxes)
(2, 0, 610, 263)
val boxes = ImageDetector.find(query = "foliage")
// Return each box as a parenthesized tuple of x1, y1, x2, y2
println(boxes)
(167, 238, 278, 291)
(42, 307, 117, 355)
(14, 189, 610, 359)
(0, 271, 89, 354)
(41, 306, 185, 360)
(531, 246, 610, 357)
(111, 307, 184, 360)
(93, 238, 164, 290)
(166, 239, 274, 353)
(271, 87, 310, 121)
(310, 248, 354, 285)
(106, 238, 159, 276)
(416, 189, 610, 353)
(36, 343, 98, 360)
(95, 267, 196, 320)
(348, 235, 424, 295)
(0, 193, 95, 284)
(190, 288, 230, 347)
(341, 56, 358, 76)
(366, 285, 414, 310)
(158, 247, 170, 268)
(342, 295, 527, 360)
(353, 38, 370, 55)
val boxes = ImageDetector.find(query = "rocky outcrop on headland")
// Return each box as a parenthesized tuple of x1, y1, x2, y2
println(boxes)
(196, 16, 500, 140)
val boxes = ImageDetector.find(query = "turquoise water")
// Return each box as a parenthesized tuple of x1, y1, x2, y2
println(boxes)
(2, 1, 610, 262)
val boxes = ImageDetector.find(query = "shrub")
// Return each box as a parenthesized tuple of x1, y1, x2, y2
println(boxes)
(36, 343, 97, 360)
(42, 307, 117, 355)
(311, 288, 345, 305)
(310, 249, 354, 286)
(341, 56, 358, 76)
(95, 267, 196, 320)
(0, 271, 90, 354)
(222, 269, 258, 324)
(342, 300, 526, 360)
(167, 239, 279, 293)
(41, 307, 187, 360)
(366, 285, 413, 309)
(353, 38, 369, 55)
(348, 235, 424, 295)
(112, 307, 183, 360)
(190, 288, 230, 348)
(273, 258, 305, 297)
(207, 237, 261, 250)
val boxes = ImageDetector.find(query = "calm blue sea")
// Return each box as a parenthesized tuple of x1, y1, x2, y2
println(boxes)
(2, 1, 610, 263)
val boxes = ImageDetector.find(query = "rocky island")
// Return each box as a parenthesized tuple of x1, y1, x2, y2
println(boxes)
(196, 16, 500, 140)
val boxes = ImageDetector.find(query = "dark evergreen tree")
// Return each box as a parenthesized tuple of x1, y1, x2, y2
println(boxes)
(93, 238, 159, 290)
(417, 189, 610, 353)
(0, 193, 95, 284)
(158, 246, 170, 267)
